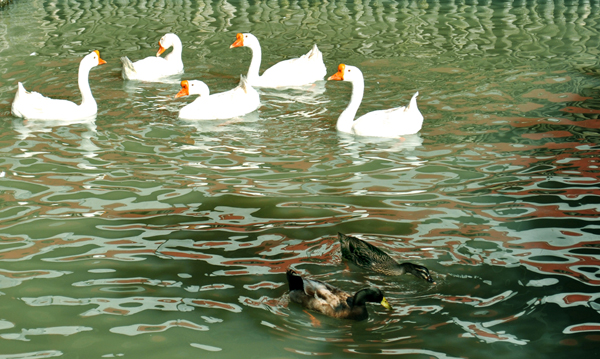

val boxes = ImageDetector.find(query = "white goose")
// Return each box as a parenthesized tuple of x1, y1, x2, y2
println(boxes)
(121, 33, 184, 81)
(230, 33, 326, 88)
(11, 50, 107, 121)
(175, 76, 260, 120)
(328, 64, 424, 138)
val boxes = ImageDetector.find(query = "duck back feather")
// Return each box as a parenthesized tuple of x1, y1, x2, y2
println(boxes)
(338, 233, 436, 283)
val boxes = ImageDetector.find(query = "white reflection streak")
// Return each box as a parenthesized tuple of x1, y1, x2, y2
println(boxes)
(0, 351, 63, 359)
(440, 290, 517, 307)
(347, 348, 461, 358)
(110, 319, 208, 336)
(0, 320, 15, 330)
(453, 317, 529, 345)
(190, 343, 222, 352)
(0, 326, 92, 341)
(21, 295, 242, 316)
(0, 269, 71, 290)
(523, 278, 559, 287)
(71, 277, 183, 288)
(542, 292, 600, 308)
(563, 322, 600, 334)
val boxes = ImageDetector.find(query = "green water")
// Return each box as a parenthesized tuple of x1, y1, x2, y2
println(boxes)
(0, 0, 599, 358)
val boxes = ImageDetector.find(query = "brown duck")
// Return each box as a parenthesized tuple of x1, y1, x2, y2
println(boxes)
(286, 268, 392, 321)
(338, 233, 436, 284)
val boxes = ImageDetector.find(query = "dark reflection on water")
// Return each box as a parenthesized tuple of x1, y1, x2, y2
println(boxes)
(1, 0, 600, 358)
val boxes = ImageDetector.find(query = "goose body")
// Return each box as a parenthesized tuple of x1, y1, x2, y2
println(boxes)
(230, 33, 326, 88)
(121, 33, 184, 81)
(338, 233, 435, 283)
(328, 64, 424, 138)
(286, 268, 391, 321)
(176, 76, 260, 120)
(11, 50, 107, 121)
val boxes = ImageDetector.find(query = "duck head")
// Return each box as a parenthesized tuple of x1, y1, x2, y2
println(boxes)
(175, 80, 210, 98)
(328, 63, 363, 82)
(157, 33, 180, 57)
(230, 33, 258, 49)
(82, 50, 107, 68)
(353, 287, 392, 309)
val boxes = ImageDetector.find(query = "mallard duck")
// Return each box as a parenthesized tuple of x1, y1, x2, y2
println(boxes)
(230, 33, 326, 88)
(338, 233, 436, 284)
(327, 64, 423, 138)
(286, 268, 392, 321)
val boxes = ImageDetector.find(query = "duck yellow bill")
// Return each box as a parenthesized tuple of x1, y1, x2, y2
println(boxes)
(380, 297, 392, 310)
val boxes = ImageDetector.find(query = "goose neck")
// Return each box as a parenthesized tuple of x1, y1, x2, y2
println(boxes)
(165, 38, 183, 63)
(78, 63, 96, 109)
(246, 42, 262, 83)
(336, 77, 364, 133)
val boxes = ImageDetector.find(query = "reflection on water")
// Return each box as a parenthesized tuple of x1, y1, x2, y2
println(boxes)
(0, 0, 599, 358)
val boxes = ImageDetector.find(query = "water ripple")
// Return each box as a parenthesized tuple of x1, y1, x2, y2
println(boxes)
(1, 0, 600, 358)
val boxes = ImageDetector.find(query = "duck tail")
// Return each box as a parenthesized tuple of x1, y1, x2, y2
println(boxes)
(11, 82, 27, 117)
(307, 44, 322, 61)
(406, 91, 419, 112)
(14, 82, 26, 100)
(338, 232, 353, 258)
(286, 268, 304, 291)
(120, 56, 135, 73)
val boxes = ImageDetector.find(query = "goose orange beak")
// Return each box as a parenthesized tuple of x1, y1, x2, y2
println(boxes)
(328, 64, 345, 81)
(157, 42, 166, 57)
(230, 33, 244, 48)
(94, 50, 107, 65)
(175, 80, 189, 98)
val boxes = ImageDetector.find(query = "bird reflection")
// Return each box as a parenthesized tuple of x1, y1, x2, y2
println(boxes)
(337, 132, 424, 156)
(13, 117, 99, 157)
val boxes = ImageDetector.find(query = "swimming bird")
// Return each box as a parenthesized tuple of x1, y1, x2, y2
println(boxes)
(175, 76, 260, 120)
(327, 64, 423, 138)
(286, 268, 392, 321)
(338, 233, 435, 284)
(230, 33, 326, 88)
(121, 33, 184, 81)
(11, 50, 107, 121)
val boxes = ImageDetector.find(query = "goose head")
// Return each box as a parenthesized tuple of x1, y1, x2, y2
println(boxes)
(82, 50, 107, 70)
(157, 33, 181, 57)
(328, 64, 363, 83)
(230, 33, 259, 50)
(175, 80, 210, 98)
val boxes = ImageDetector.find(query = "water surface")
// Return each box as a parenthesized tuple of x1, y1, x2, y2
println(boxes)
(0, 1, 599, 358)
